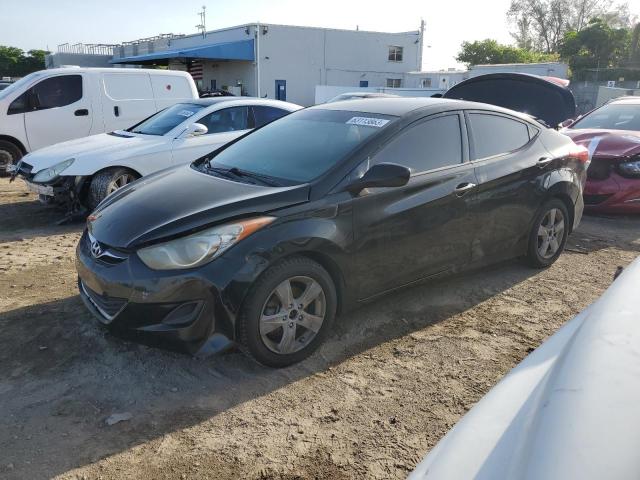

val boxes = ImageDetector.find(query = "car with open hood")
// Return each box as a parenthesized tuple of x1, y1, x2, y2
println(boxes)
(12, 97, 301, 214)
(409, 256, 640, 480)
(76, 97, 588, 367)
(562, 96, 640, 213)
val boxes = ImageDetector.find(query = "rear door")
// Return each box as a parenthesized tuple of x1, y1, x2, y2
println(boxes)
(352, 111, 477, 299)
(171, 106, 251, 164)
(100, 73, 156, 132)
(23, 74, 92, 151)
(466, 111, 551, 261)
(251, 105, 292, 128)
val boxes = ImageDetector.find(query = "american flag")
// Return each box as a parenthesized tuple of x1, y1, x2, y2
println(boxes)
(188, 60, 203, 80)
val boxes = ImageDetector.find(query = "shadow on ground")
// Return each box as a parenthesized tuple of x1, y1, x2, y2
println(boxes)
(0, 259, 537, 479)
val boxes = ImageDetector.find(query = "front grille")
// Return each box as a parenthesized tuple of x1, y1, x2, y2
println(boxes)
(16, 161, 34, 179)
(85, 232, 127, 264)
(81, 281, 127, 319)
(587, 158, 612, 180)
(584, 193, 613, 205)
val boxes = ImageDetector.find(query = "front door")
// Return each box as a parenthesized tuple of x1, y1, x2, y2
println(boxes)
(275, 80, 286, 101)
(353, 112, 477, 299)
(23, 74, 92, 151)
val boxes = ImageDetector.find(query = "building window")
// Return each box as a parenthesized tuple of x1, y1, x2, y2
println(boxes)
(388, 46, 403, 62)
(421, 78, 432, 88)
(387, 78, 402, 88)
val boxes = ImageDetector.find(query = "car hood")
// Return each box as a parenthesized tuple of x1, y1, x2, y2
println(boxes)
(410, 256, 640, 480)
(443, 73, 576, 127)
(88, 165, 310, 249)
(22, 131, 166, 173)
(562, 129, 640, 160)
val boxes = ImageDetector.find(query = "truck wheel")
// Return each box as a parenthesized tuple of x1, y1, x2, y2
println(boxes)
(526, 199, 569, 268)
(0, 140, 23, 175)
(88, 168, 139, 210)
(238, 256, 337, 368)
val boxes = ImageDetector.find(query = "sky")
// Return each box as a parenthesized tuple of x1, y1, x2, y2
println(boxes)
(1, 0, 640, 70)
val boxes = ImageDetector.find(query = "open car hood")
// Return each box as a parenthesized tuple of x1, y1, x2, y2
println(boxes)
(443, 73, 576, 127)
(410, 256, 640, 480)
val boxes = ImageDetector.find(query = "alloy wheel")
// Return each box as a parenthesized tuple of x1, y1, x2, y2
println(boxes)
(259, 276, 326, 355)
(107, 173, 136, 195)
(537, 208, 565, 259)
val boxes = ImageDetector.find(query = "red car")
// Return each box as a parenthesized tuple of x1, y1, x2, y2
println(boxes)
(563, 97, 640, 214)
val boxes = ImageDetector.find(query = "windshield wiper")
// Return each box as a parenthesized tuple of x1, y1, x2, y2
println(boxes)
(205, 165, 282, 186)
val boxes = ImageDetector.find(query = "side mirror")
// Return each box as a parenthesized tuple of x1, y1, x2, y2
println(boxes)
(346, 163, 410, 194)
(182, 123, 208, 137)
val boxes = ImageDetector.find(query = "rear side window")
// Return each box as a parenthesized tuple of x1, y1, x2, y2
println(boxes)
(199, 107, 249, 134)
(373, 114, 463, 173)
(9, 75, 83, 114)
(252, 106, 289, 128)
(469, 113, 530, 159)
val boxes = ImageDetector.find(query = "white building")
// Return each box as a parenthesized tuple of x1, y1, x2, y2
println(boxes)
(103, 23, 424, 106)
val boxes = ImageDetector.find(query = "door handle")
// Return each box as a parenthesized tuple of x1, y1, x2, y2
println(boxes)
(114, 106, 120, 117)
(454, 182, 476, 196)
(537, 157, 553, 167)
(74, 109, 89, 116)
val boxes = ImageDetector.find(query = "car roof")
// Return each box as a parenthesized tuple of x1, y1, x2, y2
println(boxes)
(179, 97, 301, 110)
(312, 97, 540, 123)
(609, 96, 640, 105)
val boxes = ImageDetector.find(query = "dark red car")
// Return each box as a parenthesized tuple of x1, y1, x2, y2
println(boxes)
(563, 97, 640, 214)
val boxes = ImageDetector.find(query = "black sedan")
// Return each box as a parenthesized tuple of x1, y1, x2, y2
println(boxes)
(76, 97, 589, 367)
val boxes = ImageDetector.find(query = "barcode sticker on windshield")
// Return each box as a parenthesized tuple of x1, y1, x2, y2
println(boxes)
(177, 110, 195, 117)
(346, 117, 390, 128)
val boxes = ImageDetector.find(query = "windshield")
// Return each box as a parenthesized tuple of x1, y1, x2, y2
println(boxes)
(571, 103, 640, 131)
(129, 103, 205, 136)
(202, 109, 397, 184)
(0, 71, 44, 100)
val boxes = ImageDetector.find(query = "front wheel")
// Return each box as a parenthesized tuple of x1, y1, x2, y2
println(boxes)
(238, 256, 337, 368)
(0, 140, 23, 175)
(526, 199, 570, 268)
(87, 168, 139, 210)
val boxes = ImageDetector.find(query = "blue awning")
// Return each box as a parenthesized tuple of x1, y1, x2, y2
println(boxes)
(110, 39, 255, 64)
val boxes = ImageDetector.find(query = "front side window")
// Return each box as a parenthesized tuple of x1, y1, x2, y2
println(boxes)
(198, 107, 249, 134)
(372, 114, 463, 173)
(570, 103, 640, 131)
(388, 46, 404, 62)
(129, 103, 205, 136)
(386, 78, 402, 88)
(201, 109, 397, 184)
(8, 74, 82, 114)
(469, 113, 530, 160)
(252, 106, 289, 128)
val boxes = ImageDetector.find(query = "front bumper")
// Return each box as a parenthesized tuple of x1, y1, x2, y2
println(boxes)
(75, 230, 236, 356)
(584, 172, 640, 214)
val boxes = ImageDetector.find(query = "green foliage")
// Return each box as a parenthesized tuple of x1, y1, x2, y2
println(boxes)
(559, 18, 632, 78)
(456, 39, 559, 67)
(0, 46, 48, 78)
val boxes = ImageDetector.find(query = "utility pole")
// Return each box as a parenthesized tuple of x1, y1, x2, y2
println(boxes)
(196, 6, 207, 38)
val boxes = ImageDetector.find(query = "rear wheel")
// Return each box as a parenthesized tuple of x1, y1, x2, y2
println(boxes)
(238, 256, 337, 368)
(526, 199, 569, 268)
(0, 140, 23, 175)
(88, 168, 139, 210)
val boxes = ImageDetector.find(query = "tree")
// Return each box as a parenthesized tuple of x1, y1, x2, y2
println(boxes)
(0, 46, 48, 77)
(456, 39, 558, 67)
(507, 0, 629, 53)
(559, 18, 631, 76)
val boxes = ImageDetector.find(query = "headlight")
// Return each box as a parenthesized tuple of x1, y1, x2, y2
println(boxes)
(618, 159, 640, 178)
(32, 158, 75, 183)
(137, 217, 275, 270)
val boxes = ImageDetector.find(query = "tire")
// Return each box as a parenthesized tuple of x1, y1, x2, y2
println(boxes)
(238, 256, 338, 368)
(0, 140, 23, 175)
(87, 168, 139, 210)
(526, 199, 570, 268)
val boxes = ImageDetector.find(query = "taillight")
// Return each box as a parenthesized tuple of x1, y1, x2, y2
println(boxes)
(569, 145, 590, 164)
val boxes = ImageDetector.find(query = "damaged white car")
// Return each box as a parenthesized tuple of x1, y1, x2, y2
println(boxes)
(11, 97, 301, 214)
(409, 257, 640, 480)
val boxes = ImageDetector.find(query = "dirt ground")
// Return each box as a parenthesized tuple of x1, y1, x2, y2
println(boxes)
(0, 177, 638, 480)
